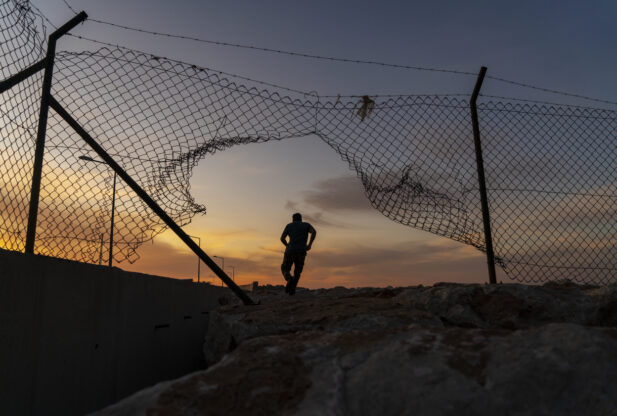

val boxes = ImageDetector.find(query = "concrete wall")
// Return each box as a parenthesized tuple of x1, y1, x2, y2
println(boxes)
(0, 249, 233, 415)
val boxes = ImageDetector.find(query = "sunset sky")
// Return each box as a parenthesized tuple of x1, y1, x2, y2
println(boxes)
(29, 0, 617, 288)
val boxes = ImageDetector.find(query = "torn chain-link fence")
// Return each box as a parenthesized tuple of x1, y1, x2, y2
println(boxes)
(2, 0, 617, 285)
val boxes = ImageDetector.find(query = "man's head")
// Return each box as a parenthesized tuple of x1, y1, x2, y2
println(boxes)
(292, 212, 302, 222)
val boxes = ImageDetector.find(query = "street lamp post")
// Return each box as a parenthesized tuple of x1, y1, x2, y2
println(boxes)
(109, 171, 117, 266)
(79, 155, 117, 267)
(188, 235, 201, 282)
(98, 233, 104, 265)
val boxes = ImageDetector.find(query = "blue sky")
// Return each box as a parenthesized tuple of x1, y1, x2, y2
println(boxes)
(39, 0, 617, 102)
(27, 0, 617, 287)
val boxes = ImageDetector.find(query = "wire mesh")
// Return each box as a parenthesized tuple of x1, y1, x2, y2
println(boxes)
(0, 0, 46, 252)
(2, 0, 617, 285)
(44, 47, 483, 264)
(479, 101, 617, 284)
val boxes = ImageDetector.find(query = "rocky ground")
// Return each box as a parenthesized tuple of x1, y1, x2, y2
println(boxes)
(92, 282, 617, 415)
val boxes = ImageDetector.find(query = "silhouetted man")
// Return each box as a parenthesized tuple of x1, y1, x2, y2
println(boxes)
(280, 213, 316, 295)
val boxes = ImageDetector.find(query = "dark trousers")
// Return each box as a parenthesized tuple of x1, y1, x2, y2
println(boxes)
(281, 250, 307, 285)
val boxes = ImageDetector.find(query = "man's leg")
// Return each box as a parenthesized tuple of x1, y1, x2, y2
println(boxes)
(281, 253, 293, 283)
(288, 252, 306, 295)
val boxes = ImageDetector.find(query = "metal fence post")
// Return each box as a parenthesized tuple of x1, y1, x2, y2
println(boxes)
(470, 66, 497, 284)
(24, 12, 87, 254)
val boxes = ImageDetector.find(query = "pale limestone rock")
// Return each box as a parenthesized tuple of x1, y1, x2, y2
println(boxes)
(92, 283, 617, 415)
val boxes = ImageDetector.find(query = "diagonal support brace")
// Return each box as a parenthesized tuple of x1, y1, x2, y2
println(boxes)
(49, 95, 255, 305)
(0, 58, 47, 94)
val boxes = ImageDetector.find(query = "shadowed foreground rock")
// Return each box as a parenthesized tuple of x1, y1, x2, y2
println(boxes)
(92, 282, 617, 415)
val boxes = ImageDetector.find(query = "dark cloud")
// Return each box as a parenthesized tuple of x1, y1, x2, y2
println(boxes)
(302, 212, 339, 228)
(283, 200, 340, 228)
(284, 200, 299, 211)
(302, 176, 373, 212)
(282, 175, 374, 228)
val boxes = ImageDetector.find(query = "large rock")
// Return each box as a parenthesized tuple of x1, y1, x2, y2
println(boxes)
(204, 286, 442, 366)
(91, 282, 617, 415)
(393, 282, 597, 329)
(585, 285, 617, 326)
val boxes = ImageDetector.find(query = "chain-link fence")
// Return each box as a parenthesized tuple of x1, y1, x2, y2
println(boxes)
(480, 101, 617, 284)
(2, 0, 617, 285)
(0, 0, 46, 252)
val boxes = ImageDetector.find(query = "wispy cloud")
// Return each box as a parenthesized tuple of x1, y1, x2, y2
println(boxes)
(283, 200, 340, 227)
(302, 175, 373, 212)
(296, 239, 491, 288)
(283, 175, 373, 227)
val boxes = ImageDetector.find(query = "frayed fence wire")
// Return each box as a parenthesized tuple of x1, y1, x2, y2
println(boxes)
(2, 0, 617, 285)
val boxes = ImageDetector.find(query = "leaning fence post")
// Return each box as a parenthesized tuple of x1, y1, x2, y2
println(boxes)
(470, 66, 497, 284)
(48, 96, 255, 305)
(0, 58, 47, 94)
(25, 11, 87, 254)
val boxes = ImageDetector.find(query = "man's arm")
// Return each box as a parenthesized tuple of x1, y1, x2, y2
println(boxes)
(280, 230, 289, 247)
(306, 225, 317, 251)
